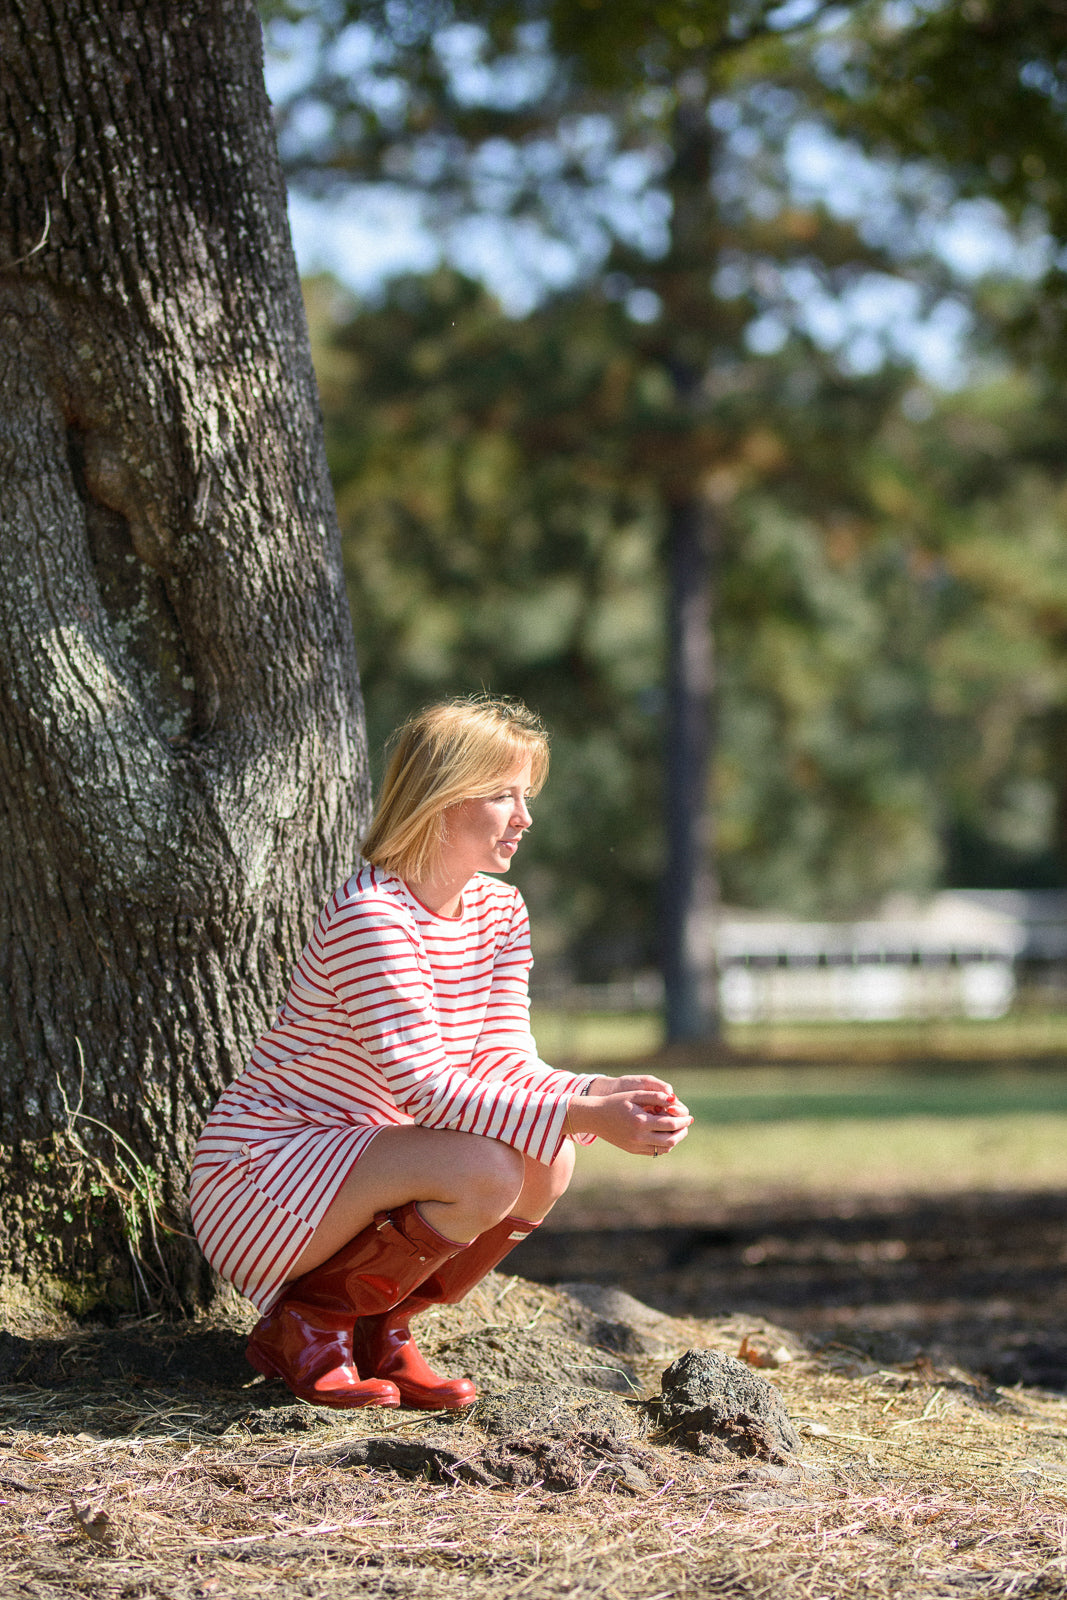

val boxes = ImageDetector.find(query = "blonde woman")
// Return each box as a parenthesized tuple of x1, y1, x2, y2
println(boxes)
(190, 697, 691, 1410)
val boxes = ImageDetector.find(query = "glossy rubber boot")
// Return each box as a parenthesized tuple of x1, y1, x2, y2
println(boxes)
(246, 1201, 468, 1409)
(351, 1215, 539, 1409)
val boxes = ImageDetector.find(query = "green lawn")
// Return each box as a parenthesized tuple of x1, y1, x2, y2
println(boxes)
(529, 1006, 1067, 1065)
(553, 1056, 1067, 1202)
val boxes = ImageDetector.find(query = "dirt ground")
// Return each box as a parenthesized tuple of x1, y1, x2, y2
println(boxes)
(525, 1182, 1067, 1388)
(0, 1184, 1066, 1600)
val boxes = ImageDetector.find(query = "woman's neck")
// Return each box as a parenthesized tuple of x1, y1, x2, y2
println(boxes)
(403, 872, 468, 919)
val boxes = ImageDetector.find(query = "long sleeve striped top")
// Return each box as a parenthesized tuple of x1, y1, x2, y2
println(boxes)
(192, 865, 595, 1188)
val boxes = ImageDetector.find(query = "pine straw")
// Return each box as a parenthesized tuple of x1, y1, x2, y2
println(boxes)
(0, 1275, 1066, 1599)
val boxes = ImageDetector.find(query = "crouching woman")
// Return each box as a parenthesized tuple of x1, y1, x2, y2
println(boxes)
(189, 696, 691, 1410)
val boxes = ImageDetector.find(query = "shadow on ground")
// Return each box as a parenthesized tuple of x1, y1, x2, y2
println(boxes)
(0, 1189, 1063, 1398)
(522, 1187, 1067, 1389)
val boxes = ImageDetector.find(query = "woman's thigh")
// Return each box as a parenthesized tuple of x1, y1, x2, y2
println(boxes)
(286, 1125, 527, 1279)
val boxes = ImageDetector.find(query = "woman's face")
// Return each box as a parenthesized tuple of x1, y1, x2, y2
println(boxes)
(439, 757, 534, 882)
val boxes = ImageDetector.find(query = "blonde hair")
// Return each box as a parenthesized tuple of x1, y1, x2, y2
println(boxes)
(361, 696, 550, 884)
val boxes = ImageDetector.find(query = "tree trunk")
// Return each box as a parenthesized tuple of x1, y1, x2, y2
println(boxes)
(662, 498, 719, 1042)
(0, 0, 367, 1312)
(656, 76, 722, 1045)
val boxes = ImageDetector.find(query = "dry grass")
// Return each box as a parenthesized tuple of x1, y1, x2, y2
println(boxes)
(1, 1274, 1066, 1600)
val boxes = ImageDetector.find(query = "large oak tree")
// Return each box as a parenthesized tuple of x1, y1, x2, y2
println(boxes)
(0, 1, 367, 1311)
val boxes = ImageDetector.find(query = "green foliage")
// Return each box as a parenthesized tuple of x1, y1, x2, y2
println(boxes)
(285, 1, 1067, 970)
(807, 1, 1067, 371)
(885, 374, 1067, 887)
(309, 267, 985, 949)
(310, 270, 665, 971)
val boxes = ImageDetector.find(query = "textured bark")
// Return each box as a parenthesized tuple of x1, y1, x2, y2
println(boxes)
(0, 1, 367, 1310)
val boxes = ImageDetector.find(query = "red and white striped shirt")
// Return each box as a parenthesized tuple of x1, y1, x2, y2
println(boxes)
(189, 866, 592, 1305)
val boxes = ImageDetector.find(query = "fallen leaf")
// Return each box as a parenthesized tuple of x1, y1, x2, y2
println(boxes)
(70, 1498, 113, 1546)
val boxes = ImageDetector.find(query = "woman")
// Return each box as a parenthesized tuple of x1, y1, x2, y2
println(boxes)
(190, 696, 691, 1411)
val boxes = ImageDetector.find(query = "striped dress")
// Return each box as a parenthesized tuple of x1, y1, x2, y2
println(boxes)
(189, 865, 594, 1310)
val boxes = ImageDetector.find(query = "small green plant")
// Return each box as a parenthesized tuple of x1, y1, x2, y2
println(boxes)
(54, 1040, 188, 1310)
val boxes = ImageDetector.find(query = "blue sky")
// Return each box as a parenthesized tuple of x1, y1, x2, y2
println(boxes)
(270, 26, 1048, 390)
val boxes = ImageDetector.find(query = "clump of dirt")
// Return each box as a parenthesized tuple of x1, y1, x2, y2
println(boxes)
(458, 1379, 646, 1441)
(658, 1348, 802, 1462)
(445, 1381, 658, 1493)
(473, 1427, 660, 1494)
(436, 1326, 638, 1394)
(232, 1414, 663, 1495)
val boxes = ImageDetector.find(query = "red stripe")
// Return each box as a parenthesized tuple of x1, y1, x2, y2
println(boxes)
(191, 870, 582, 1306)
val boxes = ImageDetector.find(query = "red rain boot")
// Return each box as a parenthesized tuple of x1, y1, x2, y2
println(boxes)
(351, 1215, 538, 1409)
(246, 1201, 468, 1409)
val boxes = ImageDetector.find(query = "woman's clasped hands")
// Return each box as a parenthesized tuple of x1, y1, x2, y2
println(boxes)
(565, 1074, 693, 1158)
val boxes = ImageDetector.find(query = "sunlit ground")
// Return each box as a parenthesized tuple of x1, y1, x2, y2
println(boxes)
(531, 1008, 1067, 1202)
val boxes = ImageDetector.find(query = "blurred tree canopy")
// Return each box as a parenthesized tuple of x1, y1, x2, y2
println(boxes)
(267, 1, 1067, 992)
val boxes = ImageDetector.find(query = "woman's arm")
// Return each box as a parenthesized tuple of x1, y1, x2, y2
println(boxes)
(318, 893, 578, 1164)
(468, 893, 597, 1100)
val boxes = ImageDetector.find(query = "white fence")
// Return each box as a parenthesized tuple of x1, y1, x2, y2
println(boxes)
(718, 954, 1015, 1023)
(532, 891, 1067, 1025)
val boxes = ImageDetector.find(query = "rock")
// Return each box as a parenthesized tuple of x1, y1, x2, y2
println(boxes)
(658, 1349, 801, 1463)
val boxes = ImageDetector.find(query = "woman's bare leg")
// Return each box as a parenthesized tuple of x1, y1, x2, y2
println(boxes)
(513, 1139, 575, 1222)
(285, 1126, 526, 1281)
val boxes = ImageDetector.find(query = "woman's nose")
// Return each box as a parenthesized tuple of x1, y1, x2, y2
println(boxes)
(513, 797, 532, 829)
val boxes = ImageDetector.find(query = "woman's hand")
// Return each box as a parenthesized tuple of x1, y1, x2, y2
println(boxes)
(584, 1073, 675, 1099)
(567, 1077, 692, 1157)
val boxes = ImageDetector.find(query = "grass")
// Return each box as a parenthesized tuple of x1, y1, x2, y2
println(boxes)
(531, 1007, 663, 1061)
(529, 1005, 1067, 1064)
(555, 1060, 1067, 1203)
(528, 1006, 1067, 1201)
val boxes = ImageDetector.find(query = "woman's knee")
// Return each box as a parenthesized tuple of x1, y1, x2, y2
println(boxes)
(463, 1137, 526, 1220)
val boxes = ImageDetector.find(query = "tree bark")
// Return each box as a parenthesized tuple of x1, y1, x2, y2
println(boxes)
(0, 0, 367, 1311)
(662, 497, 719, 1042)
(656, 76, 721, 1045)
